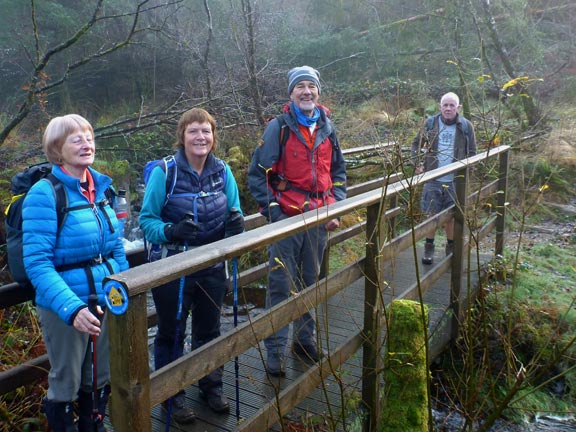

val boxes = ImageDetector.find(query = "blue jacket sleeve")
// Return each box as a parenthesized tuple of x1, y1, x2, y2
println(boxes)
(139, 165, 171, 245)
(224, 164, 243, 214)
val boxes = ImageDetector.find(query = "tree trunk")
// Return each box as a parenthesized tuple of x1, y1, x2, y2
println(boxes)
(201, 0, 214, 99)
(240, 0, 265, 126)
(480, 0, 542, 127)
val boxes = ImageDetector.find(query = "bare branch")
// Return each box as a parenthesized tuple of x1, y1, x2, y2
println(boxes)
(0, 0, 183, 147)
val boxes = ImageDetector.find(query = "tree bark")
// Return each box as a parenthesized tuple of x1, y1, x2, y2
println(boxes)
(240, 0, 265, 126)
(479, 0, 542, 127)
(0, 0, 182, 147)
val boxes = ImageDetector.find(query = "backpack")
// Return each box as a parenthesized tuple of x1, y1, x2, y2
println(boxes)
(142, 155, 178, 206)
(4, 162, 114, 287)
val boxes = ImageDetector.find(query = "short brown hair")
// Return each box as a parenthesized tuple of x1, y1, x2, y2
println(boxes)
(43, 114, 94, 164)
(175, 108, 218, 152)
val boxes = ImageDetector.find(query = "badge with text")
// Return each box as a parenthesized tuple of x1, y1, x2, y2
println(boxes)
(104, 280, 129, 315)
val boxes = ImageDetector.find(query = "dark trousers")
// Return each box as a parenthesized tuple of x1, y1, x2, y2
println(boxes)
(152, 265, 227, 394)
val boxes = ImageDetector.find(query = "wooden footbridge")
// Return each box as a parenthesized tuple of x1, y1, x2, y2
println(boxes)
(0, 145, 510, 431)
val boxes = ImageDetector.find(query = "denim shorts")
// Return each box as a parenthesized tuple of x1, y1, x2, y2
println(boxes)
(421, 181, 456, 214)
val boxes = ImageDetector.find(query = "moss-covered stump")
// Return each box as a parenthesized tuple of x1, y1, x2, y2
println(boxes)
(380, 300, 429, 432)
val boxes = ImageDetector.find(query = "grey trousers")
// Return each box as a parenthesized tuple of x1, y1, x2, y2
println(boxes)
(264, 224, 327, 355)
(37, 306, 110, 402)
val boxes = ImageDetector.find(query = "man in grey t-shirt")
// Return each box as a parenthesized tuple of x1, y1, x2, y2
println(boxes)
(411, 92, 477, 265)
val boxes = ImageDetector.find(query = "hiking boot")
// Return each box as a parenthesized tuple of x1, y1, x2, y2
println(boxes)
(292, 341, 326, 364)
(163, 392, 196, 424)
(266, 352, 286, 377)
(42, 398, 76, 432)
(422, 242, 435, 265)
(200, 388, 230, 414)
(445, 242, 454, 257)
(77, 386, 110, 432)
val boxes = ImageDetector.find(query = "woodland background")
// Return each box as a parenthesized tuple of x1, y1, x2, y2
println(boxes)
(0, 0, 574, 208)
(1, 1, 576, 431)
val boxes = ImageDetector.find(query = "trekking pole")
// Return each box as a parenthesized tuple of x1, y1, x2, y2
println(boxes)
(164, 249, 186, 432)
(224, 207, 244, 422)
(165, 213, 193, 431)
(232, 257, 241, 421)
(88, 294, 103, 432)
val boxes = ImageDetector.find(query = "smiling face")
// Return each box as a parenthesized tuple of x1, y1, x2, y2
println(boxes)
(61, 128, 95, 172)
(290, 80, 319, 116)
(183, 121, 214, 163)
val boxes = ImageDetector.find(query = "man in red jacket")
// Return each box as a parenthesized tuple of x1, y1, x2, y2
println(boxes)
(248, 65, 346, 376)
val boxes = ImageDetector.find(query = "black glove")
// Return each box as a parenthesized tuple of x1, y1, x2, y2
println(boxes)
(225, 208, 245, 238)
(164, 216, 199, 242)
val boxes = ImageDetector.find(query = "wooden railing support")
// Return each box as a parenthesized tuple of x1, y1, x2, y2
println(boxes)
(450, 167, 468, 339)
(108, 291, 151, 432)
(362, 203, 383, 431)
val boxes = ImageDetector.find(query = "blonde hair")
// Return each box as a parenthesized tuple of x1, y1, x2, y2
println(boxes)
(43, 114, 94, 164)
(175, 108, 218, 152)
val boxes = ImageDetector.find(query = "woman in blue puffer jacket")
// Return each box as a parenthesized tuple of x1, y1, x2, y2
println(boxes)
(22, 114, 129, 432)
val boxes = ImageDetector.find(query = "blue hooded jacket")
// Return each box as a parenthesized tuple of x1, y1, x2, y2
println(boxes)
(22, 165, 129, 325)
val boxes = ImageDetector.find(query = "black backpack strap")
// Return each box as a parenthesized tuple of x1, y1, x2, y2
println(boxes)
(275, 115, 291, 175)
(277, 115, 290, 151)
(45, 174, 68, 233)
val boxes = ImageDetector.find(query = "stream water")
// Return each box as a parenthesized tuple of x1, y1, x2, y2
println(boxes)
(433, 408, 575, 431)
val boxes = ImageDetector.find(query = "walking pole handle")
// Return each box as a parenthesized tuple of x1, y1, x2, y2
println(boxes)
(88, 293, 98, 317)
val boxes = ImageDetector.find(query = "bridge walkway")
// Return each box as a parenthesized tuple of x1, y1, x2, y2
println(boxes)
(132, 241, 488, 431)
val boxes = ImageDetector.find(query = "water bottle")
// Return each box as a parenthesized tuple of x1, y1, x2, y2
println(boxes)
(115, 189, 129, 239)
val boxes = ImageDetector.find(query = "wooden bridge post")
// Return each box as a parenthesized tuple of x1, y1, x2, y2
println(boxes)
(495, 149, 509, 256)
(450, 167, 468, 339)
(108, 291, 152, 431)
(362, 202, 383, 431)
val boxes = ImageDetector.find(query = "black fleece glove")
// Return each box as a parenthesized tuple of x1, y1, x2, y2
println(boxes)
(225, 208, 245, 238)
(164, 217, 199, 242)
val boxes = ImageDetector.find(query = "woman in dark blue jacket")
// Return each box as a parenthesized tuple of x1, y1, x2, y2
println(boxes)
(23, 114, 129, 432)
(140, 108, 244, 422)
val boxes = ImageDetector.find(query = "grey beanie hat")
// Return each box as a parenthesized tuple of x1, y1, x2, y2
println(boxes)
(287, 65, 321, 95)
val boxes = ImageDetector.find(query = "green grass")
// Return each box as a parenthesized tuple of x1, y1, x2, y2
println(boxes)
(438, 232, 576, 427)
